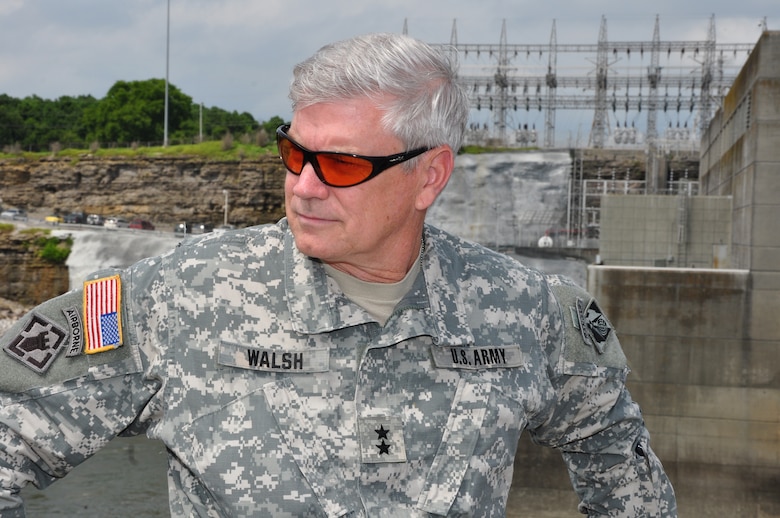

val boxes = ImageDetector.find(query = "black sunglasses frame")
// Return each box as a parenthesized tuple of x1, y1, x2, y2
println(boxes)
(276, 124, 430, 188)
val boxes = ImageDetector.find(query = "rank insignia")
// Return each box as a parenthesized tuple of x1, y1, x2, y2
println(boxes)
(574, 297, 613, 354)
(83, 275, 123, 354)
(359, 415, 407, 464)
(3, 313, 68, 373)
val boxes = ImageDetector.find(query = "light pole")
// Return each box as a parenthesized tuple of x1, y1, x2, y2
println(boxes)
(163, 0, 170, 147)
(222, 189, 229, 226)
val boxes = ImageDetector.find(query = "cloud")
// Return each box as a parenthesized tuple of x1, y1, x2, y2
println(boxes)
(0, 0, 774, 128)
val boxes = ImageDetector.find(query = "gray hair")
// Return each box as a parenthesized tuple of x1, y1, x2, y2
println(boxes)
(289, 33, 469, 152)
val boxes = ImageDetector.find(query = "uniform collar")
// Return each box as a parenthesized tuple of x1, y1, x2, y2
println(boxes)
(282, 221, 475, 346)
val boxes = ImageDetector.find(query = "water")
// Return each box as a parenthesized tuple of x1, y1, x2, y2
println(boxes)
(21, 436, 169, 517)
(18, 152, 590, 516)
(54, 228, 182, 287)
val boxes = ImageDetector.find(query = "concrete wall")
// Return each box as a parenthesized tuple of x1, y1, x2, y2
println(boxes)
(578, 31, 780, 515)
(598, 194, 732, 268)
(587, 266, 779, 510)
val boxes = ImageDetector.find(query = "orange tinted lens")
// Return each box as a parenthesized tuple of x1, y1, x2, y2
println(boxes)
(279, 137, 304, 172)
(317, 154, 374, 187)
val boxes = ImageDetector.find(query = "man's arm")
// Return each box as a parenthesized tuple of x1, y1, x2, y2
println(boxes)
(531, 275, 677, 517)
(0, 269, 160, 515)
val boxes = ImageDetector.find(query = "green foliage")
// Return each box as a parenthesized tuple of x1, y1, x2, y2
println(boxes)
(260, 116, 285, 136)
(0, 223, 14, 234)
(0, 80, 286, 151)
(19, 228, 49, 236)
(0, 93, 97, 150)
(185, 105, 260, 141)
(0, 138, 277, 162)
(35, 235, 72, 264)
(82, 79, 192, 144)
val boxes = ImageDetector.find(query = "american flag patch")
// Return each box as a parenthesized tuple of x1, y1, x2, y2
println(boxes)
(83, 275, 123, 354)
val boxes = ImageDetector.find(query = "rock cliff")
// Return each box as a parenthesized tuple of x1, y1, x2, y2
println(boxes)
(0, 229, 69, 305)
(0, 153, 287, 229)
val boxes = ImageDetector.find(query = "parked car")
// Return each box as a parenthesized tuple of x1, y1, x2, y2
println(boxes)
(191, 222, 213, 234)
(103, 217, 129, 229)
(86, 214, 105, 226)
(129, 219, 155, 231)
(1, 208, 27, 221)
(174, 222, 192, 235)
(45, 215, 64, 225)
(63, 211, 87, 224)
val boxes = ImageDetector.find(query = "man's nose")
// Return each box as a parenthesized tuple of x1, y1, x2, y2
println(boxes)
(291, 160, 328, 195)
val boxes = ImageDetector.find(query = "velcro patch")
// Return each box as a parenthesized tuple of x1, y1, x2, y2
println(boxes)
(573, 297, 614, 354)
(359, 414, 407, 464)
(431, 345, 525, 370)
(3, 313, 68, 373)
(83, 275, 123, 354)
(62, 306, 84, 357)
(218, 341, 330, 372)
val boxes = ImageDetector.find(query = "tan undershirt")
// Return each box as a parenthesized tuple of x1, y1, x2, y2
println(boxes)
(324, 253, 422, 327)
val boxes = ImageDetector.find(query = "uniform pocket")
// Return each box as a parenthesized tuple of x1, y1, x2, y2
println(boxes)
(180, 380, 360, 517)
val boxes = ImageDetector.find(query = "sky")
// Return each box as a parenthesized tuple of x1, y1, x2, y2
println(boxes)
(0, 0, 775, 138)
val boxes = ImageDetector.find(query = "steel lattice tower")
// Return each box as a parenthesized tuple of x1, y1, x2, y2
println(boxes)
(411, 16, 755, 149)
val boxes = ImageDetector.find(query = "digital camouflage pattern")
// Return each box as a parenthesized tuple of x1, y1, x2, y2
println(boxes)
(0, 219, 676, 516)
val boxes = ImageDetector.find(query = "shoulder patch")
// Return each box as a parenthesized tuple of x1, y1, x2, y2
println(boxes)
(573, 297, 613, 354)
(3, 313, 68, 373)
(62, 306, 85, 357)
(1, 282, 139, 394)
(83, 275, 123, 354)
(548, 280, 627, 372)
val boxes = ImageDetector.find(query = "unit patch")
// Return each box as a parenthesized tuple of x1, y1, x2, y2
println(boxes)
(3, 313, 68, 373)
(359, 414, 407, 464)
(83, 275, 123, 354)
(572, 297, 614, 354)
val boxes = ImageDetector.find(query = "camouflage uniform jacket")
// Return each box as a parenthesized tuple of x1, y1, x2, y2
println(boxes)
(0, 219, 676, 517)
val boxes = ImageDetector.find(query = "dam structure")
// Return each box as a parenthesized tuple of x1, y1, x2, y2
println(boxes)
(585, 30, 780, 517)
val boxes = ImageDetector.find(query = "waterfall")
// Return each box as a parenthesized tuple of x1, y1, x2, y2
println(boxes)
(429, 151, 585, 285)
(54, 229, 181, 289)
(427, 151, 571, 249)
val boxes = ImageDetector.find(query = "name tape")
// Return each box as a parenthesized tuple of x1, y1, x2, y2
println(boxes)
(218, 341, 329, 372)
(431, 345, 525, 370)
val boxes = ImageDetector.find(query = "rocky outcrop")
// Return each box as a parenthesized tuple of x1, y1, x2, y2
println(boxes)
(0, 229, 69, 307)
(0, 154, 287, 229)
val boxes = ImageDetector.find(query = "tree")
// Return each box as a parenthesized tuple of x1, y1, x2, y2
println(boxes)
(193, 105, 259, 140)
(0, 94, 24, 146)
(261, 115, 285, 136)
(83, 79, 192, 144)
(0, 94, 97, 150)
(0, 81, 278, 149)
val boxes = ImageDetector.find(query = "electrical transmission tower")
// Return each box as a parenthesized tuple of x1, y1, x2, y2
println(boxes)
(411, 16, 755, 149)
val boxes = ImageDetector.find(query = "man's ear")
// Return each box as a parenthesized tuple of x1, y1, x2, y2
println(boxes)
(415, 145, 454, 211)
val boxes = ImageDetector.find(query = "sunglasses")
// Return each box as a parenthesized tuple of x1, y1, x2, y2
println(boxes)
(276, 124, 430, 188)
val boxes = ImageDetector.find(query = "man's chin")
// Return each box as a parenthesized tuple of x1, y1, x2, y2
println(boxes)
(292, 234, 330, 261)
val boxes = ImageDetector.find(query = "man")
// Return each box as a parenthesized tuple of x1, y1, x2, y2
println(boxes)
(0, 33, 676, 516)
